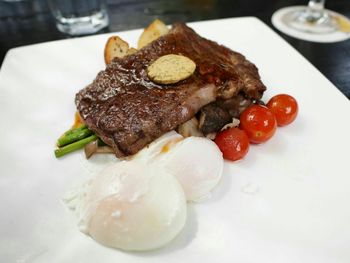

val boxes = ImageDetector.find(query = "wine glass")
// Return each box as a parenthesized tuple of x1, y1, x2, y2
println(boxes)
(281, 0, 337, 34)
(272, 0, 350, 42)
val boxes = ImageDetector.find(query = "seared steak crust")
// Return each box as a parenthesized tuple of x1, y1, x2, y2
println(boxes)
(76, 23, 266, 157)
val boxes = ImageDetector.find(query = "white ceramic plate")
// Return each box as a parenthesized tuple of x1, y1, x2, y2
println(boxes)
(1, 17, 349, 263)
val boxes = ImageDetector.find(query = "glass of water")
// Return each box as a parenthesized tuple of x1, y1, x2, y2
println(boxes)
(48, 0, 109, 36)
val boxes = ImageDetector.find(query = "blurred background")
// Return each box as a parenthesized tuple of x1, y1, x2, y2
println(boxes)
(0, 0, 349, 97)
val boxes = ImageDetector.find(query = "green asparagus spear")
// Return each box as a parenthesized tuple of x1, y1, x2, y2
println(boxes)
(57, 127, 93, 147)
(62, 124, 87, 136)
(55, 135, 98, 158)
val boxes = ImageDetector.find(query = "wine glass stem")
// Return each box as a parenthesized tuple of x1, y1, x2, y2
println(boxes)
(308, 0, 325, 12)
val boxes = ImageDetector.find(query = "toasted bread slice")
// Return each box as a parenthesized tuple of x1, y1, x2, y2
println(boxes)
(137, 19, 169, 49)
(126, 47, 138, 55)
(104, 36, 130, 64)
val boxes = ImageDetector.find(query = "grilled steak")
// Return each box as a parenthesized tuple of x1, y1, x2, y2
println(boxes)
(76, 23, 266, 157)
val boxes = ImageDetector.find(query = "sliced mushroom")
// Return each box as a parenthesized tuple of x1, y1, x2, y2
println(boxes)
(218, 94, 253, 118)
(198, 103, 231, 135)
(85, 140, 114, 159)
(221, 118, 240, 131)
(84, 140, 99, 159)
(96, 146, 114, 154)
(177, 117, 203, 138)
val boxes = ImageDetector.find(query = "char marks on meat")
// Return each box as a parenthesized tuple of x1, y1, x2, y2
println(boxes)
(76, 23, 266, 157)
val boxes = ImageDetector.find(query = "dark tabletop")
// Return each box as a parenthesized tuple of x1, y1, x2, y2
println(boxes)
(1, 0, 349, 98)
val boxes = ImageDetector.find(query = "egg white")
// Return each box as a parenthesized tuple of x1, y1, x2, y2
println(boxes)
(157, 136, 224, 202)
(72, 160, 187, 251)
(134, 132, 224, 202)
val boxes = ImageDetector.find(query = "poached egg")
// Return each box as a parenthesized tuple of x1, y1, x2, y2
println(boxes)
(65, 131, 223, 251)
(67, 160, 187, 251)
(135, 131, 224, 202)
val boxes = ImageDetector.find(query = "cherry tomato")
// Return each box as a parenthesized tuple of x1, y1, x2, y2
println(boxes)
(267, 94, 298, 126)
(240, 105, 277, 144)
(215, 128, 249, 161)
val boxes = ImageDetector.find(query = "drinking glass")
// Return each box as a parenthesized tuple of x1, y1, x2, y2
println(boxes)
(48, 0, 109, 36)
